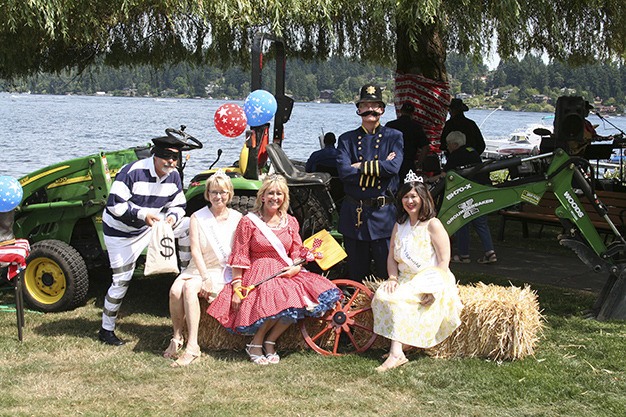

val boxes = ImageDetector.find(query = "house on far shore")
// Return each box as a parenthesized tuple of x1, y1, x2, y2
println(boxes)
(319, 89, 334, 101)
(532, 94, 549, 103)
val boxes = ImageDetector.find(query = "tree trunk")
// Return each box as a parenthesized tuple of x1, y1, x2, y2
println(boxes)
(395, 21, 447, 82)
(394, 20, 450, 153)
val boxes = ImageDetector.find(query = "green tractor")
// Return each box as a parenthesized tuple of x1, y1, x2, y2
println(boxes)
(11, 33, 337, 312)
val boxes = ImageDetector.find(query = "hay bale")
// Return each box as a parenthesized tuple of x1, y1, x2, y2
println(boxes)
(365, 279, 543, 361)
(425, 282, 544, 361)
(196, 299, 308, 351)
(196, 281, 543, 361)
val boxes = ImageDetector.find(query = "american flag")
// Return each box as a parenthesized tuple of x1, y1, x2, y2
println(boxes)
(394, 73, 452, 152)
(0, 239, 30, 280)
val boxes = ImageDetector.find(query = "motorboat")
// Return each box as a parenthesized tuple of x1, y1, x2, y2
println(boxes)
(484, 123, 552, 158)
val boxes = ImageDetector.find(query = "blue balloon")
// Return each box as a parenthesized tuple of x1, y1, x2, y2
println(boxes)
(243, 90, 278, 127)
(0, 176, 23, 212)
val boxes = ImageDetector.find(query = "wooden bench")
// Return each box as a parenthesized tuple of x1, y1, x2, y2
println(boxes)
(499, 190, 626, 240)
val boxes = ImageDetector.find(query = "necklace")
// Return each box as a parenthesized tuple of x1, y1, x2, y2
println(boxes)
(262, 211, 283, 227)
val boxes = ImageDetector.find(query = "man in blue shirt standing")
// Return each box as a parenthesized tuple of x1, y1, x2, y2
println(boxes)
(336, 84, 403, 282)
(305, 132, 339, 173)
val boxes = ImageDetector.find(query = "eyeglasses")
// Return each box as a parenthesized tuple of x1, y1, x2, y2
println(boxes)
(209, 190, 229, 197)
(158, 153, 179, 161)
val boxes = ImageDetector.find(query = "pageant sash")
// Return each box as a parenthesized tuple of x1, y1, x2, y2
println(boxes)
(196, 207, 233, 283)
(246, 212, 293, 266)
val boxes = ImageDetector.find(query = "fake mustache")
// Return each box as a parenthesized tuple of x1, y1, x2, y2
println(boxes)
(356, 109, 383, 117)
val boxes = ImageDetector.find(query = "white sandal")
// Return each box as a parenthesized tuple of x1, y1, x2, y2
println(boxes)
(263, 341, 280, 364)
(245, 344, 269, 365)
(163, 338, 183, 359)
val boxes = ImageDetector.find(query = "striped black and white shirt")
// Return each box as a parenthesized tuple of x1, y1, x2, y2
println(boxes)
(103, 157, 186, 238)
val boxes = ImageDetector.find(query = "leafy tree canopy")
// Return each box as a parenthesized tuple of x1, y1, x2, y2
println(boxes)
(2, 1, 626, 79)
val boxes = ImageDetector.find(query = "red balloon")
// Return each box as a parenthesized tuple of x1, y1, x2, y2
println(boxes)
(214, 103, 247, 138)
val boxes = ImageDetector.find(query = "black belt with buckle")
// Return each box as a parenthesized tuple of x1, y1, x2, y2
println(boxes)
(346, 195, 394, 208)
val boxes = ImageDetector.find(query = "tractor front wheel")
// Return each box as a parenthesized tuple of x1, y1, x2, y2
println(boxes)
(24, 240, 89, 312)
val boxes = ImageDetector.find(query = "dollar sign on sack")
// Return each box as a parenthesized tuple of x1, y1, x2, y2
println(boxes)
(160, 237, 175, 259)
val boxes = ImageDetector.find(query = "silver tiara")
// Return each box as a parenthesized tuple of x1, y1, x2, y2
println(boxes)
(212, 168, 229, 179)
(404, 170, 423, 184)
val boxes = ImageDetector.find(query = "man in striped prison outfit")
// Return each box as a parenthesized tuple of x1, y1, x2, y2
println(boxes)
(98, 135, 191, 346)
(337, 84, 403, 282)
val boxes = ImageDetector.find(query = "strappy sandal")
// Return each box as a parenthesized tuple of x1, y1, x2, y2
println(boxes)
(170, 349, 200, 367)
(477, 251, 497, 264)
(376, 355, 409, 373)
(245, 344, 269, 365)
(452, 255, 470, 264)
(163, 338, 183, 359)
(263, 341, 280, 364)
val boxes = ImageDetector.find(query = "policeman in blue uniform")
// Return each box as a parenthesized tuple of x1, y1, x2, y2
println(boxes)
(337, 84, 403, 281)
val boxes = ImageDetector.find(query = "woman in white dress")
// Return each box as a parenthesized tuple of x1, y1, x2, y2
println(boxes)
(164, 171, 242, 366)
(372, 174, 463, 372)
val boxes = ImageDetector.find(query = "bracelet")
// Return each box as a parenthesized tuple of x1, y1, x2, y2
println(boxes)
(388, 276, 398, 282)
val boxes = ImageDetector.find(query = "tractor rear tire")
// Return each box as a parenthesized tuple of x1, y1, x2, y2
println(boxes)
(24, 240, 89, 312)
(294, 192, 333, 238)
(230, 195, 255, 215)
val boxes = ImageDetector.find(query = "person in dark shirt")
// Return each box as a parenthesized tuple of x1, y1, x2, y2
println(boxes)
(442, 131, 497, 264)
(305, 132, 340, 173)
(385, 102, 430, 180)
(440, 99, 486, 156)
(568, 101, 614, 157)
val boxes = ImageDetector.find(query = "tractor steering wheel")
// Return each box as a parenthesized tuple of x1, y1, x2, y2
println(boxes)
(165, 126, 203, 151)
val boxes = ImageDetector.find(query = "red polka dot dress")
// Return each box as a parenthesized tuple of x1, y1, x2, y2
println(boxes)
(207, 214, 341, 335)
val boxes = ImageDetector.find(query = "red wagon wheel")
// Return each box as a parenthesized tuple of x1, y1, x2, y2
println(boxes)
(300, 279, 377, 356)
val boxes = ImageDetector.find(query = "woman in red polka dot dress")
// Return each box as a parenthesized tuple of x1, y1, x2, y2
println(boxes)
(207, 175, 341, 365)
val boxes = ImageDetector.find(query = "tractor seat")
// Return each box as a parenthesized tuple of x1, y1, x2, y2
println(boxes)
(266, 143, 331, 186)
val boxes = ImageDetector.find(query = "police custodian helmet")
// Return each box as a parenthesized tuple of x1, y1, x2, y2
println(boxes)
(356, 84, 385, 108)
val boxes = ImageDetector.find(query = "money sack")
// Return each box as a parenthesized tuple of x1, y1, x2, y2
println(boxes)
(144, 221, 179, 276)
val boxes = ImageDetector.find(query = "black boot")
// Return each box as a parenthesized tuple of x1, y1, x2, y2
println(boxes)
(98, 328, 125, 346)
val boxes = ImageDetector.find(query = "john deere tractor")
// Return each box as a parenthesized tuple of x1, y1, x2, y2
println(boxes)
(11, 33, 336, 312)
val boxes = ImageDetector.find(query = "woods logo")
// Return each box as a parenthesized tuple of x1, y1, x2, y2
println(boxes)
(564, 191, 585, 218)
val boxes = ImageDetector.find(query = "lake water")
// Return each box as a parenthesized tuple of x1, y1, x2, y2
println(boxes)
(3, 93, 626, 179)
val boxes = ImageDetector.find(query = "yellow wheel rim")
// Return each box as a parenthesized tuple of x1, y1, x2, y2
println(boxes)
(239, 145, 249, 174)
(24, 257, 67, 305)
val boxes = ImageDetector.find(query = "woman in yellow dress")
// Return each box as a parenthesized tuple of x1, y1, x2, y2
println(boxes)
(371, 173, 463, 372)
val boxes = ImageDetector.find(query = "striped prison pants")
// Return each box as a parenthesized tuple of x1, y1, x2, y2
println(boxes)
(101, 217, 191, 331)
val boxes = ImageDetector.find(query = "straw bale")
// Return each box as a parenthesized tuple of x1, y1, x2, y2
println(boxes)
(425, 282, 544, 361)
(196, 280, 543, 361)
(365, 278, 543, 360)
(196, 298, 308, 351)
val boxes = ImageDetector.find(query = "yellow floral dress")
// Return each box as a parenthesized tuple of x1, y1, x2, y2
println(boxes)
(372, 219, 463, 348)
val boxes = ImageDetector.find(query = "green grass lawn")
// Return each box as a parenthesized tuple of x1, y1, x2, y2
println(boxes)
(0, 265, 624, 416)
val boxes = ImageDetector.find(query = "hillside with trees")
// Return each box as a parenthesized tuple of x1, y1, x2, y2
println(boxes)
(3, 53, 626, 113)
